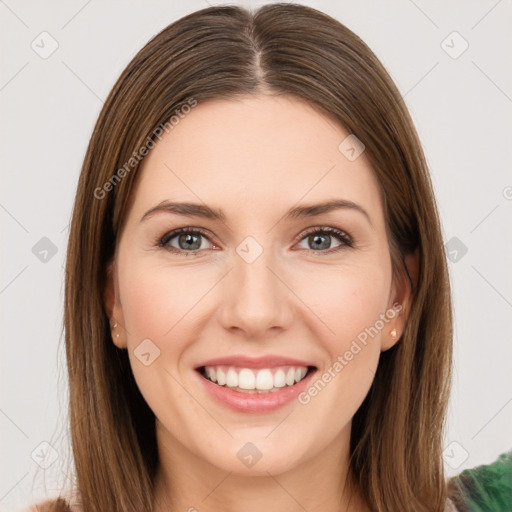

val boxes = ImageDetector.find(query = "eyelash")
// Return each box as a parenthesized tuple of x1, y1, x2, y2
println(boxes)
(156, 226, 354, 257)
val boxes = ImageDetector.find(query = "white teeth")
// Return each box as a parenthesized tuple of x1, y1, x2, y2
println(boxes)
(206, 367, 216, 382)
(216, 367, 226, 386)
(273, 369, 286, 388)
(285, 368, 295, 386)
(255, 369, 274, 390)
(297, 367, 307, 381)
(238, 368, 256, 390)
(226, 368, 238, 387)
(201, 365, 311, 392)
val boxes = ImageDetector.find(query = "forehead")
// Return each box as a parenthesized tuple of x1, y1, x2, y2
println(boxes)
(130, 95, 382, 222)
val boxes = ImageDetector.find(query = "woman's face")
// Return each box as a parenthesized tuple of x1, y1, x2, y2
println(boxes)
(105, 95, 410, 476)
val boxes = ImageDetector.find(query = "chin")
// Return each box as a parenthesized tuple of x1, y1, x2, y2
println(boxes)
(195, 433, 312, 476)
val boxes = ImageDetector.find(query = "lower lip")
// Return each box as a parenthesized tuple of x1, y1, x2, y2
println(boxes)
(195, 368, 317, 413)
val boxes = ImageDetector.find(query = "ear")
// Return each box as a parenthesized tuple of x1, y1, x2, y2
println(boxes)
(104, 259, 127, 349)
(381, 249, 419, 351)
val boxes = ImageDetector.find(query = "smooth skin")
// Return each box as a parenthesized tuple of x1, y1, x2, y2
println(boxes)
(104, 95, 416, 512)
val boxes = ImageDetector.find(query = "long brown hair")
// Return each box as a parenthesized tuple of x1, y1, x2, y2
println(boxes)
(60, 4, 453, 511)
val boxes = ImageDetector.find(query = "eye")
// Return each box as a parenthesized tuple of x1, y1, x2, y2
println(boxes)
(295, 227, 353, 253)
(157, 227, 215, 256)
(156, 226, 353, 257)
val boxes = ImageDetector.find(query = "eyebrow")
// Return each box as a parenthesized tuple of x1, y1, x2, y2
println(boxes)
(140, 199, 372, 225)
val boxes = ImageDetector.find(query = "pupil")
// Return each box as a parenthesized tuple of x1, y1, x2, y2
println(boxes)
(311, 234, 330, 250)
(180, 233, 200, 250)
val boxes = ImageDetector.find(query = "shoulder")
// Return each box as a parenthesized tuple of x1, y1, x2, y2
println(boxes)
(444, 497, 459, 511)
(448, 450, 512, 511)
(19, 497, 81, 512)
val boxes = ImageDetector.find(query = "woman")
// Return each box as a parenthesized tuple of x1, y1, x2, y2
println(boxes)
(23, 3, 488, 511)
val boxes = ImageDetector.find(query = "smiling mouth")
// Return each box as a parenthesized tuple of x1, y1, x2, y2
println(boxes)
(197, 365, 317, 394)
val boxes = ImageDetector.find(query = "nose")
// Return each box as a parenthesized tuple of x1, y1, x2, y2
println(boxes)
(217, 247, 294, 339)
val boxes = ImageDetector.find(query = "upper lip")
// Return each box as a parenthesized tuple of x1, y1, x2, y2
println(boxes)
(194, 355, 316, 370)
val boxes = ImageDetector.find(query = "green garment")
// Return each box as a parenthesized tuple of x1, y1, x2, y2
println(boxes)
(449, 451, 512, 511)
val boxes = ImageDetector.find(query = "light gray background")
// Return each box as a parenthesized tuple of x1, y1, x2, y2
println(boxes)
(1, 1, 511, 510)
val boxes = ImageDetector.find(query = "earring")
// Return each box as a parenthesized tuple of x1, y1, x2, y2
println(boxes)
(111, 323, 120, 339)
(390, 328, 397, 339)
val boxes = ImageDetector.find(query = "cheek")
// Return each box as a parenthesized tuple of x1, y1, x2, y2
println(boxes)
(293, 262, 391, 407)
(116, 259, 209, 422)
(118, 256, 208, 342)
(296, 261, 392, 348)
